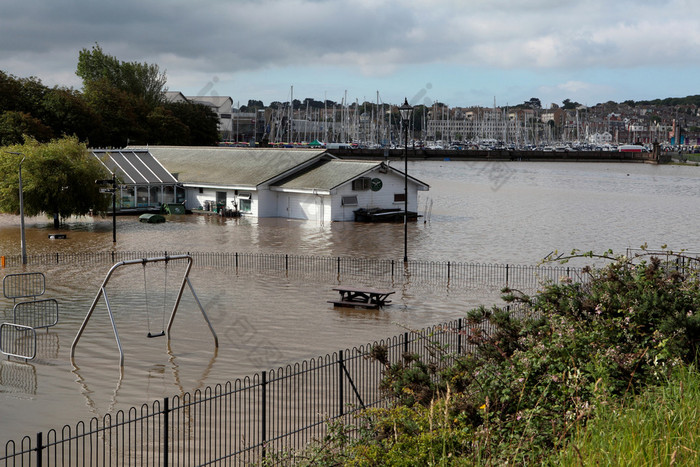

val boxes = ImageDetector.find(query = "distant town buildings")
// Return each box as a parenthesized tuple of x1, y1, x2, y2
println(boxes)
(165, 91, 699, 147)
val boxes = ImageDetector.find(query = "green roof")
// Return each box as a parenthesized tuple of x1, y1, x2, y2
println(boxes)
(143, 146, 328, 188)
(273, 160, 380, 191)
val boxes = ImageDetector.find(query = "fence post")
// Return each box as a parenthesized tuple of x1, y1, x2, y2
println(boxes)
(391, 259, 394, 278)
(447, 261, 451, 281)
(35, 432, 43, 467)
(404, 332, 409, 354)
(261, 371, 267, 459)
(163, 397, 169, 467)
(505, 264, 509, 287)
(457, 318, 462, 355)
(285, 254, 288, 271)
(235, 252, 238, 268)
(338, 351, 344, 417)
(337, 257, 341, 277)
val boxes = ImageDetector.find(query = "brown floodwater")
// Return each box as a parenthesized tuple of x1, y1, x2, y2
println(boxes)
(1, 160, 700, 444)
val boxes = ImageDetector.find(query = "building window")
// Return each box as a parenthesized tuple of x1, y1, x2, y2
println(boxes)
(239, 199, 252, 212)
(341, 195, 358, 206)
(352, 177, 371, 191)
(394, 193, 406, 203)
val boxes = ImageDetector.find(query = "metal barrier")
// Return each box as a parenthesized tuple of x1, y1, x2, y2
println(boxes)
(1, 316, 494, 464)
(0, 323, 36, 361)
(2, 272, 45, 303)
(0, 251, 589, 292)
(12, 298, 59, 330)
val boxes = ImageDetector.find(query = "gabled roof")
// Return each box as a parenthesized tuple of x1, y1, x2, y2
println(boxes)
(164, 91, 188, 103)
(185, 96, 233, 109)
(143, 146, 328, 188)
(272, 160, 430, 193)
(93, 149, 178, 185)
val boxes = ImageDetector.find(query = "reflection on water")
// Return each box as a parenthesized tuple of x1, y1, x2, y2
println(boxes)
(1, 161, 700, 443)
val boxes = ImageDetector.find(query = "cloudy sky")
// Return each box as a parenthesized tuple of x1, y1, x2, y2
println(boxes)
(2, 0, 699, 109)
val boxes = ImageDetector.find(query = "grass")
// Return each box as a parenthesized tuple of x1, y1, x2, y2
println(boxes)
(552, 364, 700, 466)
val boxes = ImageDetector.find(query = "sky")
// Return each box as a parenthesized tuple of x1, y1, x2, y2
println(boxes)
(2, 0, 700, 109)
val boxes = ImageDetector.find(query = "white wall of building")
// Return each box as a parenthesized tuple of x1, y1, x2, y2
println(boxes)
(184, 187, 258, 215)
(329, 169, 420, 221)
(276, 192, 332, 222)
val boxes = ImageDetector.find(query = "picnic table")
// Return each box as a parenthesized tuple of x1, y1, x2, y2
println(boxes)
(328, 286, 395, 309)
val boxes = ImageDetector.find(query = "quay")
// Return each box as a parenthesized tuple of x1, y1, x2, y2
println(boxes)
(328, 147, 669, 164)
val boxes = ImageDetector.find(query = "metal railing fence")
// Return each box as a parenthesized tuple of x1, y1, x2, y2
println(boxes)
(0, 250, 588, 291)
(1, 314, 513, 465)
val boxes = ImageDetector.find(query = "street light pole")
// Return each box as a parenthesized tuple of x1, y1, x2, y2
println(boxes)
(18, 154, 27, 265)
(398, 98, 414, 263)
(96, 175, 118, 243)
(111, 174, 116, 243)
(6, 152, 27, 265)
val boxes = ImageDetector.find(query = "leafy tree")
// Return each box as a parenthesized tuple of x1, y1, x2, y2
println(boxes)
(76, 43, 167, 108)
(82, 79, 148, 147)
(562, 98, 580, 110)
(0, 111, 53, 145)
(40, 87, 99, 141)
(240, 99, 264, 112)
(165, 101, 220, 145)
(146, 106, 191, 145)
(527, 97, 542, 109)
(0, 71, 25, 112)
(0, 136, 111, 228)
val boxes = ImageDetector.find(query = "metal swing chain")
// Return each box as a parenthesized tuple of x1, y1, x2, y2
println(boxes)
(161, 258, 168, 333)
(143, 260, 152, 334)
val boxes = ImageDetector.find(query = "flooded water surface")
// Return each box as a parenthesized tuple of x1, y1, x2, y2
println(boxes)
(1, 160, 699, 443)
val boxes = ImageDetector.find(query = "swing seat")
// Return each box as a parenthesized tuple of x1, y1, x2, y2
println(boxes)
(147, 331, 166, 338)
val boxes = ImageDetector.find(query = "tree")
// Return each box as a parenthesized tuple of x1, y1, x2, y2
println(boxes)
(526, 97, 542, 109)
(76, 43, 167, 108)
(146, 106, 191, 145)
(41, 87, 99, 141)
(562, 98, 580, 110)
(82, 79, 148, 147)
(0, 136, 111, 228)
(0, 111, 53, 145)
(165, 102, 220, 145)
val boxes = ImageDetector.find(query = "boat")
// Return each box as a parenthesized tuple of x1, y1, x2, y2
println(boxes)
(353, 208, 420, 222)
(618, 144, 648, 153)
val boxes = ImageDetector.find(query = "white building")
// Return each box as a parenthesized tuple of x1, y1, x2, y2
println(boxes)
(164, 93, 234, 141)
(142, 146, 429, 222)
(587, 131, 613, 145)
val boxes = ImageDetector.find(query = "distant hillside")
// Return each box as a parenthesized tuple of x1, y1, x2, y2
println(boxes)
(634, 95, 700, 107)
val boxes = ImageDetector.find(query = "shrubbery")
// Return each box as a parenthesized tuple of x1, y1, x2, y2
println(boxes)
(278, 252, 700, 465)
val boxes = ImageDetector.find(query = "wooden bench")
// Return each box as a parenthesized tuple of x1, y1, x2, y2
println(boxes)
(329, 286, 395, 309)
(327, 299, 381, 309)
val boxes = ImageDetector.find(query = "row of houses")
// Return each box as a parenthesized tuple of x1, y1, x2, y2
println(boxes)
(91, 147, 429, 222)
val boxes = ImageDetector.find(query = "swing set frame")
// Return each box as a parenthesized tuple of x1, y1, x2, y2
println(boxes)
(70, 254, 219, 366)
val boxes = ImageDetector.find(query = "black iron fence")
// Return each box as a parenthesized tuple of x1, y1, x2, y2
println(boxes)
(0, 250, 588, 291)
(2, 316, 508, 465)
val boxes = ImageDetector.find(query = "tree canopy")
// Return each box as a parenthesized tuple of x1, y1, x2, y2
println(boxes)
(0, 136, 111, 225)
(77, 43, 168, 108)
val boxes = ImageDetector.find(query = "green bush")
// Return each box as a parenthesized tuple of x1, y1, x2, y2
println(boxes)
(295, 252, 700, 465)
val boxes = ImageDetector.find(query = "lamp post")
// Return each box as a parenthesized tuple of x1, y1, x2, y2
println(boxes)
(398, 98, 413, 263)
(95, 174, 117, 243)
(5, 152, 27, 264)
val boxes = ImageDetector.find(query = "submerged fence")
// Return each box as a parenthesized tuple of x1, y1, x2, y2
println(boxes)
(0, 250, 589, 291)
(1, 250, 566, 465)
(1, 316, 504, 465)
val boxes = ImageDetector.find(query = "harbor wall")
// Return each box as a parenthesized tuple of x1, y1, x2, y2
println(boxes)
(328, 148, 665, 163)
